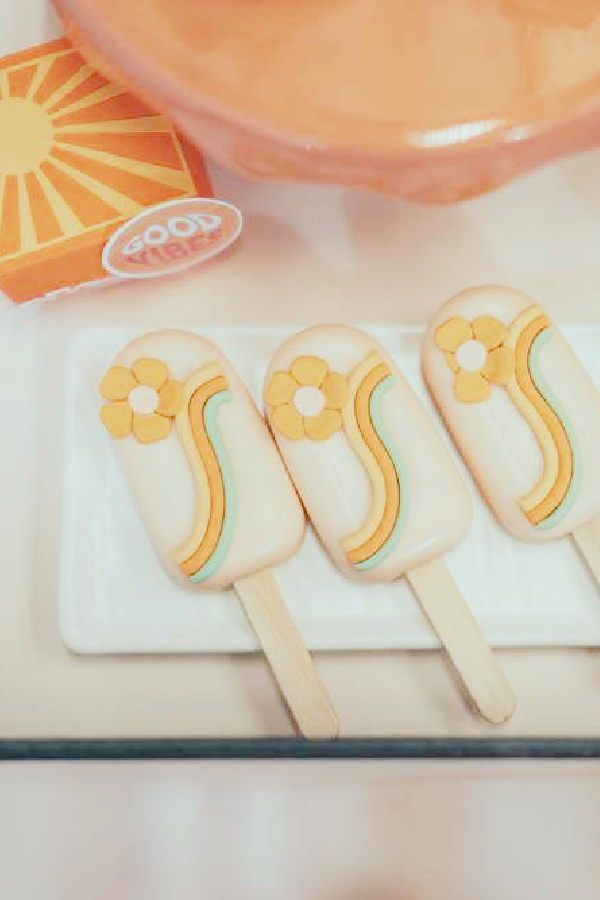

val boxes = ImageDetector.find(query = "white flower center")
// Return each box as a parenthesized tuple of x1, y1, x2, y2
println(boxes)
(293, 385, 325, 416)
(129, 385, 159, 414)
(456, 339, 487, 372)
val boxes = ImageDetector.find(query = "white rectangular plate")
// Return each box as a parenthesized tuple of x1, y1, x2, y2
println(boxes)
(60, 324, 600, 653)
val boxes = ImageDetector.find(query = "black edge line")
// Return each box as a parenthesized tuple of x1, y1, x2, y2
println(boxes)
(0, 738, 599, 761)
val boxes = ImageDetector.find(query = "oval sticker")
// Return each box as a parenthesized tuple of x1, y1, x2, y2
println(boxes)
(102, 198, 242, 279)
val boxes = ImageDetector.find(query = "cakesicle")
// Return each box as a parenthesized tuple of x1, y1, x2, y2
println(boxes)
(99, 330, 339, 738)
(423, 285, 600, 584)
(264, 324, 515, 724)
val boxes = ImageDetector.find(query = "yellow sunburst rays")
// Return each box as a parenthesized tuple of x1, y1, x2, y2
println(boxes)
(0, 46, 197, 259)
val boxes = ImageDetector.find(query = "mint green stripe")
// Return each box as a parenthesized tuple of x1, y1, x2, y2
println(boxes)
(190, 390, 237, 583)
(355, 375, 409, 571)
(528, 330, 581, 530)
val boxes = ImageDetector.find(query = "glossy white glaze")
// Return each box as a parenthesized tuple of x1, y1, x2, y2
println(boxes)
(264, 325, 471, 581)
(423, 286, 600, 541)
(103, 330, 305, 589)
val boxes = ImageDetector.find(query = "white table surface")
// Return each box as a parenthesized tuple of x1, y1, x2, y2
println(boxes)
(1, 0, 600, 738)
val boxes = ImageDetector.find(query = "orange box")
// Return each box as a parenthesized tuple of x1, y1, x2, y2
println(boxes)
(0, 37, 211, 302)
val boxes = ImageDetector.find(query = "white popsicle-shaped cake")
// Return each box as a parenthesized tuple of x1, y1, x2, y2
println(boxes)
(422, 286, 600, 583)
(264, 324, 515, 724)
(264, 324, 471, 579)
(98, 330, 339, 738)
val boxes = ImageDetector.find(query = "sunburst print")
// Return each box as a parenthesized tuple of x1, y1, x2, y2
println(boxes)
(0, 37, 209, 300)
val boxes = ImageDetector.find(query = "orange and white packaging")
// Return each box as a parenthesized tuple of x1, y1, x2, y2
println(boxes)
(0, 37, 241, 303)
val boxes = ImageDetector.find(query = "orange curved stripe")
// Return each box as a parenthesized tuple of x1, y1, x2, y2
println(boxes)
(346, 362, 400, 565)
(516, 316, 573, 525)
(178, 375, 227, 577)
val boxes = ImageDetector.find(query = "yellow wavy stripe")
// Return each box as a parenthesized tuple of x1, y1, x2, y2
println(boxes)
(177, 374, 228, 577)
(347, 366, 401, 565)
(507, 309, 573, 524)
(341, 353, 386, 554)
(173, 363, 222, 567)
(341, 353, 401, 564)
(506, 307, 558, 513)
(516, 318, 573, 524)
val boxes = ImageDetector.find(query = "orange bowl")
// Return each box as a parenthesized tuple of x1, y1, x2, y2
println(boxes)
(56, 0, 600, 202)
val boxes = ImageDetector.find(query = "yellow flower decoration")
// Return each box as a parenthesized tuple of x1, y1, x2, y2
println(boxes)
(435, 315, 515, 403)
(266, 355, 347, 441)
(99, 357, 183, 443)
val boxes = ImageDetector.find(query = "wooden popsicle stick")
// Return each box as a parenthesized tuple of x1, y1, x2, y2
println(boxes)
(234, 568, 340, 739)
(406, 558, 516, 725)
(572, 517, 600, 586)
